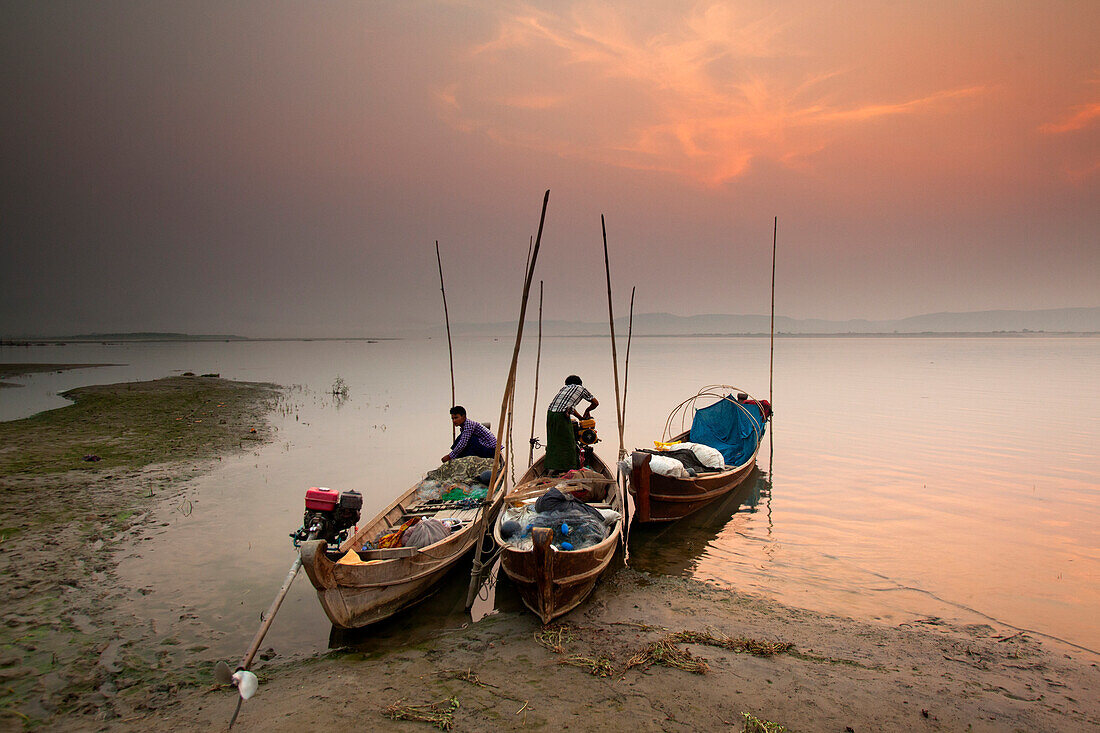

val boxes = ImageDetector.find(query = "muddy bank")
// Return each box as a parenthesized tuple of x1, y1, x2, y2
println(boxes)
(136, 569, 1099, 732)
(0, 376, 280, 729)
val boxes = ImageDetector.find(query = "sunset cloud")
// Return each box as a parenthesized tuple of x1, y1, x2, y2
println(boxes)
(439, 2, 985, 186)
(1039, 101, 1100, 134)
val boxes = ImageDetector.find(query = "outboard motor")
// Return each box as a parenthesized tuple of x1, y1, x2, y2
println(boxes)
(572, 417, 599, 467)
(290, 487, 362, 547)
(574, 418, 599, 446)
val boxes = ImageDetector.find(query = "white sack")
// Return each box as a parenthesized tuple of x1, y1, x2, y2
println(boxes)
(676, 441, 725, 468)
(647, 454, 688, 478)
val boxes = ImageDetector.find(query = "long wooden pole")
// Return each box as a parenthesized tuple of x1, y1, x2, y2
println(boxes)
(226, 551, 304, 728)
(436, 241, 457, 439)
(620, 285, 636, 555)
(601, 215, 625, 460)
(465, 190, 550, 608)
(527, 280, 543, 467)
(769, 217, 776, 408)
(622, 286, 635, 426)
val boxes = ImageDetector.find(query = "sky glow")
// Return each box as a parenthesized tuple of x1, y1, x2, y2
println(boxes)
(1, 1, 1097, 336)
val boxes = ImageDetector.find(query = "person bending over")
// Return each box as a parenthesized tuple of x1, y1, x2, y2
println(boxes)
(441, 406, 497, 463)
(544, 375, 598, 473)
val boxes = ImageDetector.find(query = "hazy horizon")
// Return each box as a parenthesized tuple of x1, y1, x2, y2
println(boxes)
(5, 305, 1100, 341)
(2, 2, 1098, 338)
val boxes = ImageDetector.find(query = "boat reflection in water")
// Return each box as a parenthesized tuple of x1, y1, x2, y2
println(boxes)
(327, 554, 525, 652)
(628, 467, 771, 578)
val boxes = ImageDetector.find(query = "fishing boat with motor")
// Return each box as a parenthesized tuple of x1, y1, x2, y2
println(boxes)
(300, 191, 555, 630)
(628, 385, 770, 524)
(492, 419, 631, 624)
(215, 190, 550, 728)
(299, 465, 506, 629)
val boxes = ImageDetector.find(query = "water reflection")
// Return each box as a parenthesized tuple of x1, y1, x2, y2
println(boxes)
(6, 336, 1098, 653)
(326, 557, 524, 653)
(630, 468, 771, 577)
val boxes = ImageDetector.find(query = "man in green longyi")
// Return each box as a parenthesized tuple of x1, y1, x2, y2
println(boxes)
(544, 375, 599, 473)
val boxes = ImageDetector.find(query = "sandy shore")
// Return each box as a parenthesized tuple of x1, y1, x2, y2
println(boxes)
(2, 371, 1097, 732)
(136, 568, 1098, 732)
(0, 374, 280, 730)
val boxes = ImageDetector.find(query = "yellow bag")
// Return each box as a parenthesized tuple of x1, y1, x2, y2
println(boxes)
(337, 549, 364, 565)
(653, 440, 683, 451)
(337, 549, 381, 566)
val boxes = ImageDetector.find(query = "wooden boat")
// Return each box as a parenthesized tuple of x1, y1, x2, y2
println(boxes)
(300, 467, 506, 629)
(629, 385, 769, 524)
(629, 466, 768, 575)
(492, 452, 630, 624)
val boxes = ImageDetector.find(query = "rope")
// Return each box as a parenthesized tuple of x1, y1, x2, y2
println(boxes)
(473, 545, 504, 601)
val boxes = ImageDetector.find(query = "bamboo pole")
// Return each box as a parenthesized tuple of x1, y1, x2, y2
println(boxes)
(527, 280, 543, 467)
(769, 217, 776, 409)
(620, 285, 635, 555)
(601, 215, 625, 461)
(465, 189, 550, 608)
(622, 286, 635, 426)
(436, 241, 457, 439)
(506, 365, 516, 484)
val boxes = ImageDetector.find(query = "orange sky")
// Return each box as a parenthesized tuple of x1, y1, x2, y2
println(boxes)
(1, 1, 1097, 335)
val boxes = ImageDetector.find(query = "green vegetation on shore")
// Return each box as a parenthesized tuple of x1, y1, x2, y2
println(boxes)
(0, 376, 280, 728)
(0, 376, 278, 475)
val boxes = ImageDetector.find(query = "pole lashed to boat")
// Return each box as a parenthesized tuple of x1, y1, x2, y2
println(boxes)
(436, 240, 456, 439)
(769, 217, 776, 409)
(622, 285, 635, 430)
(465, 190, 550, 608)
(528, 280, 543, 467)
(601, 215, 625, 461)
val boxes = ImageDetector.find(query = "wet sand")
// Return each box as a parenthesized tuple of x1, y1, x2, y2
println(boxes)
(138, 570, 1100, 732)
(2, 372, 1097, 731)
(0, 374, 279, 729)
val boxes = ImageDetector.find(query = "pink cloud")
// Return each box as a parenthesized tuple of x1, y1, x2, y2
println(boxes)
(1040, 102, 1100, 135)
(439, 3, 988, 186)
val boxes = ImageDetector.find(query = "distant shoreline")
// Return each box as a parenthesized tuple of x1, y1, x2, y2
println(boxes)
(2, 332, 1098, 346)
(2, 330, 1100, 345)
(0, 337, 393, 345)
(555, 331, 1100, 338)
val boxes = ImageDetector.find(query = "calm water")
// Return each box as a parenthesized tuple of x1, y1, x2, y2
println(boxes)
(2, 336, 1097, 659)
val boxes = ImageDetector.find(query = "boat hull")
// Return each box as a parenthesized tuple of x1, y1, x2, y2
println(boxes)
(301, 467, 505, 629)
(629, 431, 758, 524)
(495, 454, 628, 624)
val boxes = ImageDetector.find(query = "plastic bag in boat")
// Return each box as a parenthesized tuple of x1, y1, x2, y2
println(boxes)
(402, 518, 450, 548)
(646, 454, 688, 478)
(674, 441, 725, 468)
(500, 504, 538, 550)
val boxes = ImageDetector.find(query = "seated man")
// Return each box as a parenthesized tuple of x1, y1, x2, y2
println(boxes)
(440, 405, 497, 463)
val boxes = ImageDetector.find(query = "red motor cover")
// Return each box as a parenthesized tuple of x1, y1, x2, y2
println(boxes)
(739, 398, 773, 419)
(305, 487, 339, 512)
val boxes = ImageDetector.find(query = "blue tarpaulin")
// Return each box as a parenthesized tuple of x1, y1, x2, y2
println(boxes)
(689, 396, 767, 466)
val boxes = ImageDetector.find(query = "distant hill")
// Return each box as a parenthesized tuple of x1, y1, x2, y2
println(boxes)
(431, 307, 1100, 337)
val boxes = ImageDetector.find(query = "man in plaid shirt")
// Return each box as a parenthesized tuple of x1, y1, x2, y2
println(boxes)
(545, 375, 599, 472)
(441, 405, 497, 463)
